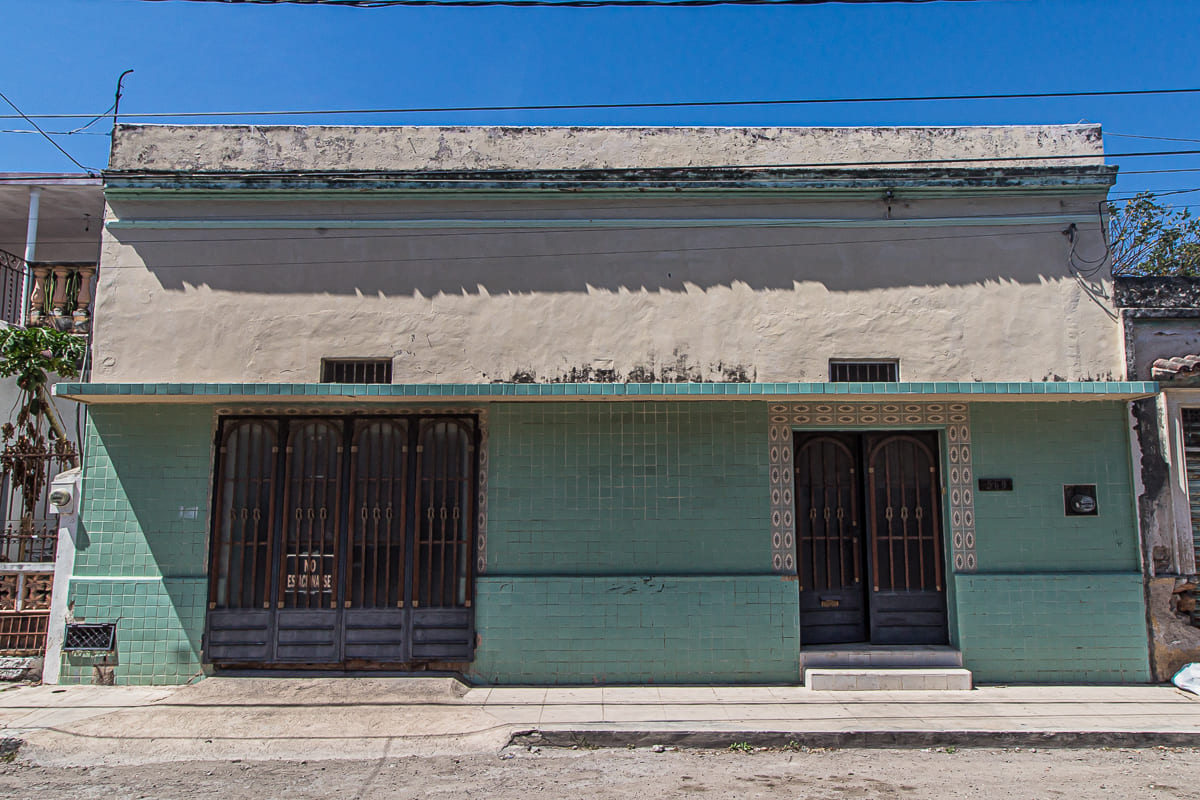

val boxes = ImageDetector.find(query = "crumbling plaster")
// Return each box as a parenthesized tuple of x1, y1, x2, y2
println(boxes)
(109, 124, 1105, 174)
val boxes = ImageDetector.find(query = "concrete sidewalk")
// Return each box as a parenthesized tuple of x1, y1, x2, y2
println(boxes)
(1, 679, 1198, 765)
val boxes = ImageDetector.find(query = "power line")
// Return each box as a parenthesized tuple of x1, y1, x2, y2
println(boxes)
(8, 86, 1200, 121)
(93, 227, 1092, 271)
(137, 0, 1007, 8)
(0, 129, 110, 137)
(1106, 132, 1200, 145)
(0, 90, 97, 175)
(100, 149, 1196, 182)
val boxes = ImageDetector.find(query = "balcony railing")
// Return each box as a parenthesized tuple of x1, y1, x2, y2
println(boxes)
(28, 261, 96, 334)
(0, 249, 95, 334)
(0, 249, 25, 327)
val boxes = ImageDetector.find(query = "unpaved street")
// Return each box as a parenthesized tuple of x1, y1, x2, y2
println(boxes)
(1, 745, 1198, 800)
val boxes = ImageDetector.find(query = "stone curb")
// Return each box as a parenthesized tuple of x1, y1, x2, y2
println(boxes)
(511, 729, 1200, 750)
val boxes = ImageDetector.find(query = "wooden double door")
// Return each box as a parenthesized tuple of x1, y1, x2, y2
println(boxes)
(794, 431, 948, 645)
(204, 414, 478, 667)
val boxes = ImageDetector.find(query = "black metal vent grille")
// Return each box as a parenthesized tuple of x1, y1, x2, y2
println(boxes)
(63, 622, 117, 652)
(321, 359, 393, 384)
(829, 360, 899, 382)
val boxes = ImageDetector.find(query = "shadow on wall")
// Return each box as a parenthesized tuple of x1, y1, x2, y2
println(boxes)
(69, 407, 211, 680)
(110, 224, 1075, 296)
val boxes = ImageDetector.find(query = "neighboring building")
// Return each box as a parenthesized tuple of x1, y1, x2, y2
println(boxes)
(51, 124, 1154, 685)
(1116, 276, 1200, 680)
(0, 174, 101, 671)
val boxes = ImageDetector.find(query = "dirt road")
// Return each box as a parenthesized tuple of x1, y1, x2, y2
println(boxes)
(1, 745, 1198, 800)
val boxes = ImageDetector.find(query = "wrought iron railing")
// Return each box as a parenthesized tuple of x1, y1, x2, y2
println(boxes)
(0, 572, 52, 652)
(0, 249, 26, 327)
(0, 449, 74, 653)
(0, 525, 57, 564)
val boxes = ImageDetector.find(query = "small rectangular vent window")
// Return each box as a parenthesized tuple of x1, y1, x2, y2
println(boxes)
(63, 622, 117, 652)
(321, 359, 393, 384)
(829, 360, 899, 382)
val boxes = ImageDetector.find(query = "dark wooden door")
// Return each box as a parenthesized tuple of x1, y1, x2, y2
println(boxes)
(205, 415, 477, 667)
(795, 433, 866, 644)
(795, 431, 947, 646)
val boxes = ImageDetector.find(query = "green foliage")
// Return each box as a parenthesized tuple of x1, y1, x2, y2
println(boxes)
(728, 741, 754, 753)
(0, 327, 83, 516)
(0, 326, 85, 439)
(1108, 192, 1200, 276)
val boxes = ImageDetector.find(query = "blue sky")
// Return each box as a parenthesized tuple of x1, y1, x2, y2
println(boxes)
(3, 0, 1199, 201)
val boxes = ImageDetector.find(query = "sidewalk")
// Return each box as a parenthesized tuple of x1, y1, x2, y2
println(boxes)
(1, 678, 1198, 766)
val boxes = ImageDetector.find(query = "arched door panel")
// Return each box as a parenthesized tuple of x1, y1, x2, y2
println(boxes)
(794, 430, 948, 646)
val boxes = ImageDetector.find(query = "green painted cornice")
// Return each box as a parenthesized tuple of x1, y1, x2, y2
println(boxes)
(54, 381, 1159, 404)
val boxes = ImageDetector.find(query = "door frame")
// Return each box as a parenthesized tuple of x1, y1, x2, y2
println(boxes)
(792, 424, 956, 647)
(202, 411, 480, 669)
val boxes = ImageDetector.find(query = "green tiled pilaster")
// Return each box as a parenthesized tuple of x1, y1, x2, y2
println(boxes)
(62, 404, 213, 684)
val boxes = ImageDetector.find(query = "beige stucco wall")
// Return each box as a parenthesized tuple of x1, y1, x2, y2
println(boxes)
(93, 190, 1123, 384)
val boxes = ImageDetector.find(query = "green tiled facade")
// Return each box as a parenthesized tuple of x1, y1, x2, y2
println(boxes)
(470, 576, 798, 684)
(955, 402, 1150, 682)
(60, 396, 1150, 685)
(61, 405, 213, 684)
(470, 402, 789, 684)
(969, 402, 1140, 573)
(485, 402, 769, 575)
(955, 574, 1148, 683)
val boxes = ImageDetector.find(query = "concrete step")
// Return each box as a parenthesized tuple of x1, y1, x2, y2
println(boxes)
(801, 645, 963, 670)
(805, 667, 973, 691)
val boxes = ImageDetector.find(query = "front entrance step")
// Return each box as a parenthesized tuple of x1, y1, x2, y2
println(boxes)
(805, 667, 973, 691)
(801, 645, 963, 670)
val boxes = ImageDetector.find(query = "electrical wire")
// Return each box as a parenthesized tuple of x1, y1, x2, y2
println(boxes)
(91, 227, 1101, 271)
(1105, 132, 1200, 145)
(9, 86, 1200, 121)
(0, 90, 97, 175)
(90, 149, 1199, 181)
(129, 0, 1071, 9)
(0, 129, 110, 137)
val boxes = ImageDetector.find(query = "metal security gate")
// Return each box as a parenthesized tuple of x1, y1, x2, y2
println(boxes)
(795, 431, 947, 645)
(0, 448, 74, 654)
(205, 414, 477, 668)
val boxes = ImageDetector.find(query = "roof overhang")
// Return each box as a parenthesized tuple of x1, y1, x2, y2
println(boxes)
(54, 381, 1159, 405)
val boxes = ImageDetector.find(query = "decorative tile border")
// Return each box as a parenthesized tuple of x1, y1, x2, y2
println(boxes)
(767, 401, 976, 574)
(767, 421, 796, 573)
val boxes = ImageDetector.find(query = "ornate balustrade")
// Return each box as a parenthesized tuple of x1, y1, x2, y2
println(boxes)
(27, 261, 95, 334)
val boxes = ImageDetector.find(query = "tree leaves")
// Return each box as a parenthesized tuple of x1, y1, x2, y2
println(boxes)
(1109, 192, 1200, 276)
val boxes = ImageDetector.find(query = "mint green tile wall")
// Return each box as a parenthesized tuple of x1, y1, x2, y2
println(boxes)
(955, 574, 1149, 682)
(474, 401, 797, 683)
(469, 576, 799, 684)
(486, 402, 769, 574)
(960, 401, 1148, 682)
(61, 404, 213, 684)
(969, 402, 1139, 572)
(60, 578, 207, 685)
